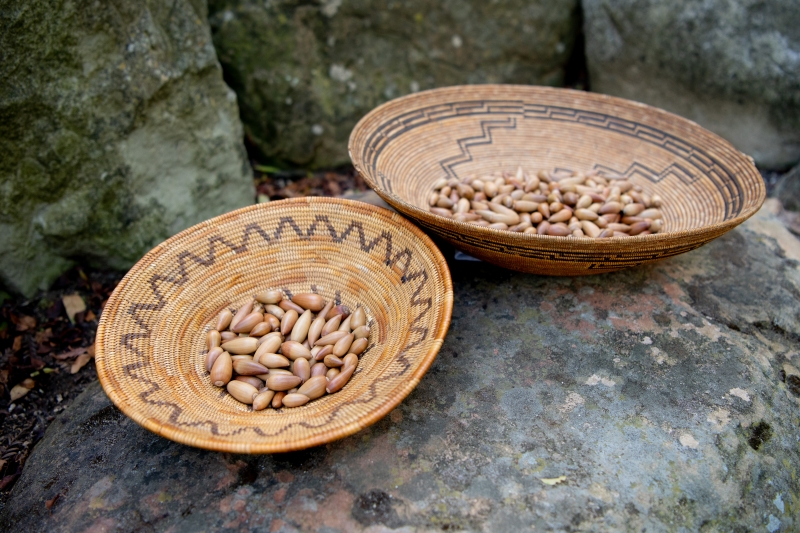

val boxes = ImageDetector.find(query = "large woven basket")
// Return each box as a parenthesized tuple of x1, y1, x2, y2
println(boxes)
(95, 198, 453, 453)
(349, 85, 766, 274)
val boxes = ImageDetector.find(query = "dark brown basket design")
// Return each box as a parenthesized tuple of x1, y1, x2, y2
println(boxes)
(349, 85, 766, 274)
(95, 198, 453, 453)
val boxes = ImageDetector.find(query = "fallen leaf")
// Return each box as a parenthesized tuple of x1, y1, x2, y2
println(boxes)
(53, 346, 88, 360)
(35, 328, 53, 343)
(87, 342, 96, 357)
(37, 343, 53, 354)
(84, 310, 97, 322)
(0, 459, 6, 471)
(45, 493, 60, 511)
(10, 384, 32, 401)
(14, 315, 36, 331)
(0, 474, 20, 491)
(12, 336, 22, 352)
(62, 293, 87, 323)
(540, 476, 567, 486)
(21, 378, 35, 388)
(70, 351, 93, 374)
(30, 355, 45, 370)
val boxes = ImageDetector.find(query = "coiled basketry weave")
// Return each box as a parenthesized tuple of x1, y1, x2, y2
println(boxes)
(95, 197, 453, 453)
(349, 85, 766, 275)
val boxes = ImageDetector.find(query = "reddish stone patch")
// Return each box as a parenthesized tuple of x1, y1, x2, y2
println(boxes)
(284, 488, 358, 532)
(276, 471, 295, 484)
(219, 494, 233, 513)
(216, 458, 246, 490)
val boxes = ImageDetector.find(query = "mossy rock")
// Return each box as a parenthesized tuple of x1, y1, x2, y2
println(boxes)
(208, 0, 580, 168)
(0, 0, 253, 296)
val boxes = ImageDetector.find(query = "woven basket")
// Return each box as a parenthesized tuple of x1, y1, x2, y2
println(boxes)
(349, 85, 766, 274)
(95, 198, 453, 453)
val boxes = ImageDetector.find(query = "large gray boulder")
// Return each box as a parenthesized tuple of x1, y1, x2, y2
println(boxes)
(583, 0, 800, 169)
(775, 164, 800, 212)
(0, 0, 254, 296)
(2, 202, 798, 531)
(208, 0, 580, 168)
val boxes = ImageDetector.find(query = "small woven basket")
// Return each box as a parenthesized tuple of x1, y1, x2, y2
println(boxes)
(349, 85, 766, 274)
(95, 198, 453, 453)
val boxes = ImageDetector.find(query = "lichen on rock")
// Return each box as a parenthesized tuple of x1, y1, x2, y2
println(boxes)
(0, 0, 254, 296)
(583, 0, 800, 169)
(208, 0, 580, 168)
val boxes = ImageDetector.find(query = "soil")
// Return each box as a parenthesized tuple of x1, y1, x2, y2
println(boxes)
(0, 267, 117, 501)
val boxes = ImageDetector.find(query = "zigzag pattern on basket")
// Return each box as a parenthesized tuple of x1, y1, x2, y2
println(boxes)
(439, 117, 517, 179)
(120, 215, 433, 437)
(592, 162, 698, 186)
(361, 99, 742, 220)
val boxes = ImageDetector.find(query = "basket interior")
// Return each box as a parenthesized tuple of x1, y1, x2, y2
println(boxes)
(352, 86, 765, 234)
(97, 198, 452, 452)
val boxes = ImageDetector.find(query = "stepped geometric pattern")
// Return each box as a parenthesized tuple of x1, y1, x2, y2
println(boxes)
(350, 86, 765, 275)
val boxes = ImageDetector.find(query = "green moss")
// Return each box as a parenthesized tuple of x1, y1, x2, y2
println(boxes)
(208, 0, 579, 167)
(0, 0, 251, 296)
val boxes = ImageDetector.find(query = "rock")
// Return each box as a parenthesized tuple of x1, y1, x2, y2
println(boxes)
(208, 0, 580, 168)
(775, 164, 800, 212)
(583, 0, 800, 169)
(3, 203, 799, 531)
(0, 0, 254, 297)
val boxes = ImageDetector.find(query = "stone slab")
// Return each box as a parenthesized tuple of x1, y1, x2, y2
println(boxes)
(583, 0, 800, 169)
(2, 203, 798, 532)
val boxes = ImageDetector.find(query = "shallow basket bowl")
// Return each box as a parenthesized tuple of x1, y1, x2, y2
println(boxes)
(349, 85, 766, 275)
(95, 198, 453, 453)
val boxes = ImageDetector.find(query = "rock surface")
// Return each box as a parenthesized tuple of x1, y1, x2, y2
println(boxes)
(2, 203, 799, 531)
(208, 0, 580, 168)
(776, 164, 800, 212)
(0, 0, 254, 296)
(583, 0, 800, 169)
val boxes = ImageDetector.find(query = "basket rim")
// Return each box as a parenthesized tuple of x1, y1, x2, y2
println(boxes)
(348, 84, 766, 247)
(95, 196, 454, 453)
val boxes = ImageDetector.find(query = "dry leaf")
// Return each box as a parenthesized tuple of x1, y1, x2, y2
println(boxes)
(540, 476, 567, 486)
(85, 310, 97, 322)
(70, 351, 93, 374)
(35, 328, 53, 343)
(45, 493, 60, 511)
(87, 342, 96, 357)
(53, 347, 87, 360)
(0, 474, 20, 491)
(10, 384, 32, 401)
(12, 336, 22, 352)
(14, 315, 36, 331)
(62, 293, 87, 323)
